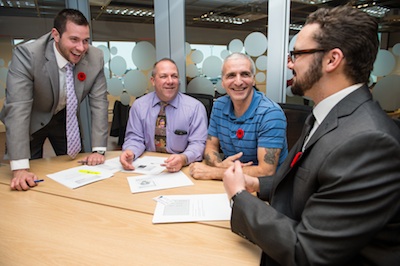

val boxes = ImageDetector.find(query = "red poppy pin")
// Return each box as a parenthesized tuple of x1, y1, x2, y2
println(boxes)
(290, 151, 303, 168)
(236, 128, 244, 139)
(77, 72, 86, 81)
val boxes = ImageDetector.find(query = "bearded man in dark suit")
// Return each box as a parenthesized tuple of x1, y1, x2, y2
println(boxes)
(223, 5, 400, 266)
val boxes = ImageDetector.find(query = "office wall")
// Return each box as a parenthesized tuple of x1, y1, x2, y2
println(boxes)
(388, 32, 400, 47)
(0, 16, 251, 45)
(2, 16, 400, 46)
(1, 15, 399, 122)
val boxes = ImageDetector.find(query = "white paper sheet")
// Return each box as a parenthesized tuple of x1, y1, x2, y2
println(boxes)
(47, 165, 114, 189)
(122, 156, 167, 175)
(127, 171, 193, 193)
(97, 157, 124, 173)
(152, 193, 231, 223)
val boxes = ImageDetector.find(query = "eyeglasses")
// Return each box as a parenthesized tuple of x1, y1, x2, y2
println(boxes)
(288, 48, 325, 63)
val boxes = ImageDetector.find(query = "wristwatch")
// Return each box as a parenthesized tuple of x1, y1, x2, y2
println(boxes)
(230, 190, 244, 208)
(92, 150, 106, 156)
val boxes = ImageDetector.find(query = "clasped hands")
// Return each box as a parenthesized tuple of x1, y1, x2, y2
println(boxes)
(189, 152, 252, 180)
(223, 160, 259, 199)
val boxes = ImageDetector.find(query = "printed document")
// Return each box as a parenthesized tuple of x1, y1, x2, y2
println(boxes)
(97, 156, 124, 173)
(123, 156, 167, 175)
(152, 193, 231, 223)
(127, 171, 193, 193)
(47, 165, 114, 189)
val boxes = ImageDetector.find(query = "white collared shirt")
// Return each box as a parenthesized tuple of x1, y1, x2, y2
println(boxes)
(303, 83, 364, 150)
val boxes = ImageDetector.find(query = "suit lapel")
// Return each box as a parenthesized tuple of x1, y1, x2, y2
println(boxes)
(273, 85, 372, 189)
(305, 85, 372, 151)
(74, 54, 88, 103)
(304, 109, 338, 151)
(44, 36, 59, 113)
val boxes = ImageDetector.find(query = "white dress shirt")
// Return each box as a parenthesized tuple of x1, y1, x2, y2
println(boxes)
(303, 83, 364, 150)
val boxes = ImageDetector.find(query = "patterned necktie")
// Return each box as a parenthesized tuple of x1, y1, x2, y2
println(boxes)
(155, 102, 168, 153)
(65, 63, 81, 158)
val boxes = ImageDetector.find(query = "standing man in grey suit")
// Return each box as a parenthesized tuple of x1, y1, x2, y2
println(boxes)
(0, 9, 108, 191)
(224, 6, 400, 265)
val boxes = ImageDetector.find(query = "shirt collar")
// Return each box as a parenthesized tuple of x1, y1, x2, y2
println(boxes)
(223, 88, 261, 122)
(151, 92, 180, 109)
(313, 83, 364, 125)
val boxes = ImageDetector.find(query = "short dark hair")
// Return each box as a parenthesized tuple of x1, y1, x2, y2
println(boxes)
(54, 9, 89, 36)
(305, 5, 379, 84)
(151, 58, 179, 77)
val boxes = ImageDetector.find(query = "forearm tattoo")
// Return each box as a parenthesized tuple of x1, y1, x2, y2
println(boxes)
(205, 151, 222, 166)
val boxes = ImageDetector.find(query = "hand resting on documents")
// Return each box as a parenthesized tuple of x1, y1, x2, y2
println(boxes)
(120, 150, 187, 173)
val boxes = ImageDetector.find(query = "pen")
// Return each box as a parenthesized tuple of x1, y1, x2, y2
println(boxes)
(34, 179, 44, 183)
(78, 160, 88, 165)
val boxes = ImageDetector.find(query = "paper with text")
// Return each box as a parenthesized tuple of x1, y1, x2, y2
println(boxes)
(97, 157, 124, 173)
(122, 156, 167, 175)
(127, 171, 193, 193)
(47, 165, 114, 189)
(152, 193, 231, 223)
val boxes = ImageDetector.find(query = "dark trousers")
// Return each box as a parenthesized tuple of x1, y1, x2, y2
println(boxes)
(30, 109, 68, 159)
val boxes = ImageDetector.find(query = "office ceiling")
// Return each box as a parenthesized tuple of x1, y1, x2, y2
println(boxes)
(0, 0, 399, 34)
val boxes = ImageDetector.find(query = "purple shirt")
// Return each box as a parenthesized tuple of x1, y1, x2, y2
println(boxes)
(123, 92, 208, 164)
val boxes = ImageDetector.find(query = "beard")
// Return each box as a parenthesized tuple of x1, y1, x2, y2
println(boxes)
(291, 55, 323, 97)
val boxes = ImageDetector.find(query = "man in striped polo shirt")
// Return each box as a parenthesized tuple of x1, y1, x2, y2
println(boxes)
(189, 52, 288, 180)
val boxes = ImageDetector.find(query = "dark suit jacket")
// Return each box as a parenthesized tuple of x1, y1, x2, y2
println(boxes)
(0, 32, 109, 160)
(231, 85, 400, 265)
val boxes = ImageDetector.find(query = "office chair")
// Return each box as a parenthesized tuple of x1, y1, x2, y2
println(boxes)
(392, 117, 400, 130)
(110, 100, 131, 147)
(278, 103, 312, 151)
(184, 93, 214, 123)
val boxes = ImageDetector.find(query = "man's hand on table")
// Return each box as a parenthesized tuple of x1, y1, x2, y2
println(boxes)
(189, 152, 253, 180)
(162, 154, 187, 172)
(189, 162, 224, 180)
(11, 169, 40, 191)
(120, 149, 135, 170)
(81, 152, 105, 166)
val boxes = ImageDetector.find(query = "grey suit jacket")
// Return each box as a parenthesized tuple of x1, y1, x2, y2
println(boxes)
(0, 32, 108, 160)
(231, 85, 400, 265)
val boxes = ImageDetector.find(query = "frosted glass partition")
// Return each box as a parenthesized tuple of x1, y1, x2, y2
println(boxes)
(186, 34, 267, 97)
(370, 48, 400, 111)
(96, 41, 156, 106)
(1, 37, 399, 114)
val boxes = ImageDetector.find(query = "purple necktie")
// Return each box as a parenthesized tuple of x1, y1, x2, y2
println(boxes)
(65, 63, 81, 158)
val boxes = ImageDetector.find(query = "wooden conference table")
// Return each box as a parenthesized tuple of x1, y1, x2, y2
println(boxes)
(0, 151, 261, 265)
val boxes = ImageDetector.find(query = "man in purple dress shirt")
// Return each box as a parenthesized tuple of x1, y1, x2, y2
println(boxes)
(120, 58, 208, 172)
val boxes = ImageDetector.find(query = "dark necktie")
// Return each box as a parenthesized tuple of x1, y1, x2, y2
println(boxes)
(155, 102, 168, 153)
(301, 113, 316, 151)
(65, 63, 81, 158)
(291, 113, 315, 168)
